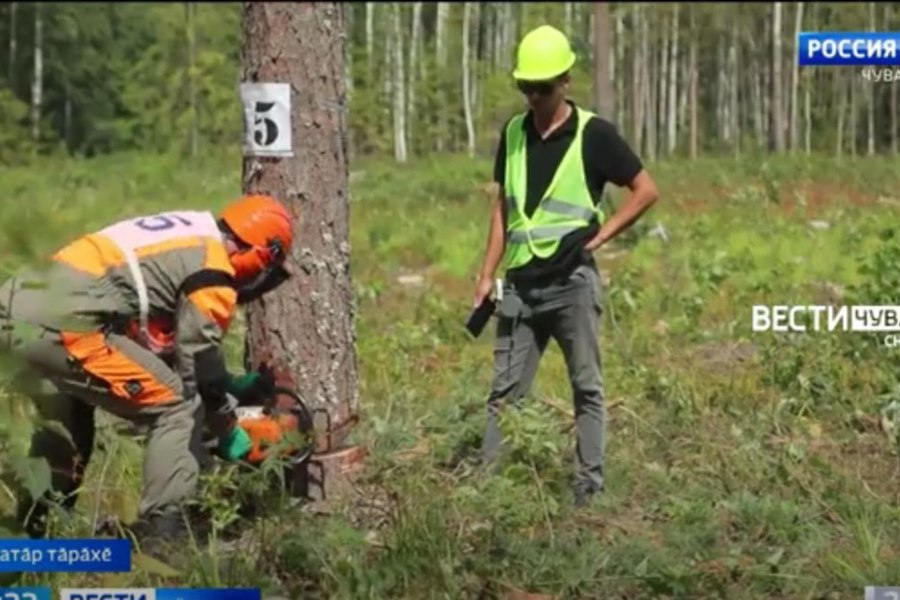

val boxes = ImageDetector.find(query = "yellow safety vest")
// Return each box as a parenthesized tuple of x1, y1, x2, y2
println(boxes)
(501, 106, 605, 271)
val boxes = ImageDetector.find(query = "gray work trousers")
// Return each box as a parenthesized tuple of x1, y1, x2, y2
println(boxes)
(482, 263, 606, 493)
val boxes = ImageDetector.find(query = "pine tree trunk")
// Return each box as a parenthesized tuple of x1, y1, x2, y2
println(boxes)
(593, 2, 614, 121)
(240, 1, 359, 446)
(667, 3, 679, 155)
(186, 2, 198, 157)
(391, 2, 407, 163)
(564, 1, 574, 37)
(30, 2, 42, 144)
(770, 1, 784, 152)
(462, 2, 475, 157)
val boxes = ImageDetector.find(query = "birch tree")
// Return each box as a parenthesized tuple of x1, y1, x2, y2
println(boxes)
(667, 4, 679, 155)
(771, 1, 784, 152)
(462, 2, 475, 157)
(435, 2, 448, 152)
(789, 1, 802, 152)
(30, 2, 42, 143)
(390, 2, 407, 162)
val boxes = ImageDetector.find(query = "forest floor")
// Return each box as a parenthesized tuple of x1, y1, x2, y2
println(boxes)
(1, 150, 900, 599)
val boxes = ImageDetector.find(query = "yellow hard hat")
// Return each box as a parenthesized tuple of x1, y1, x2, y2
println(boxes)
(513, 25, 577, 81)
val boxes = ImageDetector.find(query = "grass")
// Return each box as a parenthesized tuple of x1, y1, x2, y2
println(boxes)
(1, 148, 900, 598)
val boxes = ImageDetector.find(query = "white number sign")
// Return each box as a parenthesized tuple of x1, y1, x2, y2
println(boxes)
(240, 82, 293, 157)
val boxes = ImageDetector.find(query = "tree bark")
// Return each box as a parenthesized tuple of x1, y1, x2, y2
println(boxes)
(240, 2, 359, 443)
(30, 2, 42, 144)
(770, 1, 784, 152)
(593, 2, 614, 121)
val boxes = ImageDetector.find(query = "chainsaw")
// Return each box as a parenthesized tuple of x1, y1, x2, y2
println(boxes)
(203, 385, 315, 468)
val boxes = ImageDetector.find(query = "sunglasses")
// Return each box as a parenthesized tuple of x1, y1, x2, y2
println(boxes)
(516, 79, 558, 96)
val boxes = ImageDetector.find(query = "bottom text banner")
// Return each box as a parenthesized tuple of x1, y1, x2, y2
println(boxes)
(60, 589, 262, 600)
(0, 540, 131, 572)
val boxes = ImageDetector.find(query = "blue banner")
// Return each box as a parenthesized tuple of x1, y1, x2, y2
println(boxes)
(0, 539, 131, 572)
(798, 32, 900, 66)
(0, 588, 52, 600)
(157, 589, 261, 600)
(60, 590, 261, 600)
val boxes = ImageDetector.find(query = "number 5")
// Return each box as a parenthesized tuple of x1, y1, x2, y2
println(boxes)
(254, 101, 279, 146)
(135, 213, 192, 231)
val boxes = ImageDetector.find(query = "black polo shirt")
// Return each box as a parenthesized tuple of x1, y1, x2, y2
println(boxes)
(493, 100, 643, 286)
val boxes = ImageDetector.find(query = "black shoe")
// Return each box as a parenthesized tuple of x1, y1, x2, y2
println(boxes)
(574, 483, 603, 509)
(123, 512, 189, 556)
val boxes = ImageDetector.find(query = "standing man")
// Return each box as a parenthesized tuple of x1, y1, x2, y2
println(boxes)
(474, 25, 659, 507)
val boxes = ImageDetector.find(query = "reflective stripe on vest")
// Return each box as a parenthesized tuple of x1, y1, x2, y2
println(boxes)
(501, 107, 602, 271)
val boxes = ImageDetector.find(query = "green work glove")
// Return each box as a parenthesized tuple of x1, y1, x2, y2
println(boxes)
(217, 425, 253, 461)
(226, 367, 276, 403)
(227, 372, 263, 397)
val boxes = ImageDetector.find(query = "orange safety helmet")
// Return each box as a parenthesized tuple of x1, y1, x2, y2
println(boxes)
(219, 194, 294, 303)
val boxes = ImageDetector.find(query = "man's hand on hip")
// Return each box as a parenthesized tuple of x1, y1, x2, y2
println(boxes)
(473, 275, 495, 308)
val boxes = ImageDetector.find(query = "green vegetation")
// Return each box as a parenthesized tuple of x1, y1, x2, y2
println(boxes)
(1, 151, 899, 598)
